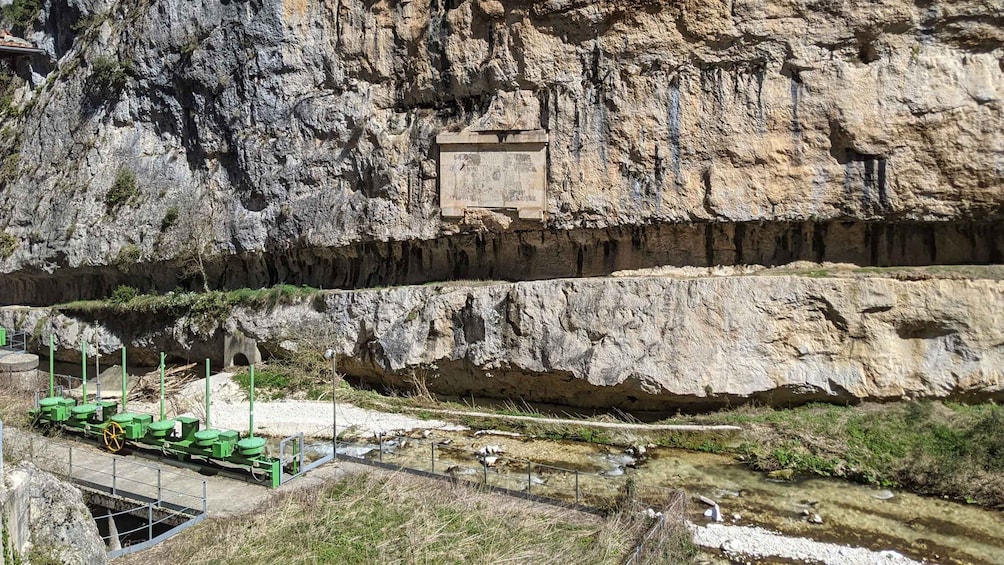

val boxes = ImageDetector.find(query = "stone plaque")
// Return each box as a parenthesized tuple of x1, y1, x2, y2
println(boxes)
(437, 130, 547, 220)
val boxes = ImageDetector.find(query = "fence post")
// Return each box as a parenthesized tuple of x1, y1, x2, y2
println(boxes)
(482, 459, 488, 485)
(68, 445, 72, 477)
(157, 468, 162, 506)
(378, 433, 383, 464)
(527, 461, 532, 495)
(431, 442, 435, 474)
(112, 458, 117, 496)
(202, 481, 207, 515)
(147, 504, 153, 541)
(575, 471, 580, 504)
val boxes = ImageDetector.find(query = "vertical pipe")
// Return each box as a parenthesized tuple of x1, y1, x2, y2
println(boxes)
(112, 458, 117, 495)
(527, 461, 532, 495)
(205, 358, 211, 429)
(202, 481, 207, 514)
(48, 335, 54, 397)
(95, 340, 101, 401)
(431, 442, 435, 474)
(81, 341, 87, 403)
(121, 348, 127, 413)
(337, 357, 341, 459)
(147, 504, 153, 541)
(248, 364, 255, 437)
(159, 352, 165, 421)
(575, 471, 580, 504)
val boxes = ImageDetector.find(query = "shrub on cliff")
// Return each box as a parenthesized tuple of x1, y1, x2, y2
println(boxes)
(105, 168, 138, 212)
(1, 0, 42, 32)
(0, 229, 18, 259)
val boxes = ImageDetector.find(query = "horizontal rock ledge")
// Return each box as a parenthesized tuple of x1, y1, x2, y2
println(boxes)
(3, 272, 1002, 413)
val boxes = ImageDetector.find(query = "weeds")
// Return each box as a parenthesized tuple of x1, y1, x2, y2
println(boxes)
(670, 401, 1004, 508)
(117, 471, 663, 565)
(0, 229, 17, 259)
(57, 284, 322, 323)
(1, 0, 42, 32)
(105, 168, 139, 212)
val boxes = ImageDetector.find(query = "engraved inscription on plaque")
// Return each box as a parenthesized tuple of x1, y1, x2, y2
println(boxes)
(437, 130, 547, 220)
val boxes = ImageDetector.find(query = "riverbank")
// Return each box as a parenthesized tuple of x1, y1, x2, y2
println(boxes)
(660, 401, 1004, 509)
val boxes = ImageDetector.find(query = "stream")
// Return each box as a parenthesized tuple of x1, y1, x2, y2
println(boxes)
(302, 430, 1004, 564)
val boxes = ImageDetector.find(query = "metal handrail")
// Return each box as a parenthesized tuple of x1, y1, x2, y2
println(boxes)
(334, 433, 687, 512)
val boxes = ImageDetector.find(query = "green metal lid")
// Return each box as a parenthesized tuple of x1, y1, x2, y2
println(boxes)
(193, 429, 221, 442)
(110, 412, 138, 424)
(70, 403, 98, 415)
(147, 419, 176, 431)
(39, 397, 62, 407)
(236, 436, 266, 455)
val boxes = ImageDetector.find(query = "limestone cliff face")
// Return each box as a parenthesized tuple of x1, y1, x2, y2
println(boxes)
(3, 273, 1002, 410)
(2, 462, 108, 565)
(0, 0, 1001, 302)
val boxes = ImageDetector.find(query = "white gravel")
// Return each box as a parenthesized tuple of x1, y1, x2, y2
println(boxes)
(132, 373, 466, 439)
(202, 399, 464, 438)
(690, 523, 928, 565)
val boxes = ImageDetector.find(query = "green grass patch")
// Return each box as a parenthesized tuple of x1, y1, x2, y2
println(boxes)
(669, 401, 1004, 507)
(117, 471, 673, 565)
(57, 284, 321, 323)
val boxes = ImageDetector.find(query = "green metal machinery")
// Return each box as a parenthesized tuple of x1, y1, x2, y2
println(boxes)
(31, 337, 294, 487)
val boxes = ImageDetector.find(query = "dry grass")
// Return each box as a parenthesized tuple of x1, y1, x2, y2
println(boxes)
(118, 469, 693, 565)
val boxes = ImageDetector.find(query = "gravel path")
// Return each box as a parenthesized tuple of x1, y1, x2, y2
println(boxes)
(691, 523, 927, 565)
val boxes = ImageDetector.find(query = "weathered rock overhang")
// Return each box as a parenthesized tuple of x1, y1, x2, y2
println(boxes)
(4, 270, 1003, 412)
(2, 219, 1002, 306)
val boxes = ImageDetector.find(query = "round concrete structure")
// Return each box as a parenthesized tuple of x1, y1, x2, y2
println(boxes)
(0, 353, 42, 392)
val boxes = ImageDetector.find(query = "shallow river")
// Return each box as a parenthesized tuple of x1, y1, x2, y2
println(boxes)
(307, 431, 1004, 564)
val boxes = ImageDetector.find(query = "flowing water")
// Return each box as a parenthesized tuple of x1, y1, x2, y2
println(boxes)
(307, 431, 1004, 564)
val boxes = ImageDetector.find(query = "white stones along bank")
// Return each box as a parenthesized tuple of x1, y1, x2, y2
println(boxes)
(691, 523, 924, 565)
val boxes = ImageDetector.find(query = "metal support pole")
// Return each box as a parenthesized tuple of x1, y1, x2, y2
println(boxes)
(527, 461, 532, 495)
(81, 341, 87, 403)
(249, 364, 255, 437)
(332, 355, 337, 460)
(147, 504, 153, 541)
(159, 353, 166, 421)
(202, 481, 207, 515)
(68, 446, 72, 477)
(378, 432, 383, 463)
(575, 471, 580, 504)
(112, 458, 117, 495)
(48, 335, 54, 398)
(157, 468, 162, 506)
(205, 358, 211, 429)
(431, 442, 435, 474)
(483, 459, 488, 485)
(95, 340, 101, 401)
(121, 348, 127, 413)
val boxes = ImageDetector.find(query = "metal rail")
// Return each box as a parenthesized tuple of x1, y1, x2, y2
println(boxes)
(334, 432, 687, 515)
(25, 439, 208, 558)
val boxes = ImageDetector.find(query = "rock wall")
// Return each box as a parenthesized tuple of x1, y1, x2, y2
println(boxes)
(2, 462, 108, 565)
(0, 0, 1001, 302)
(4, 273, 1003, 410)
